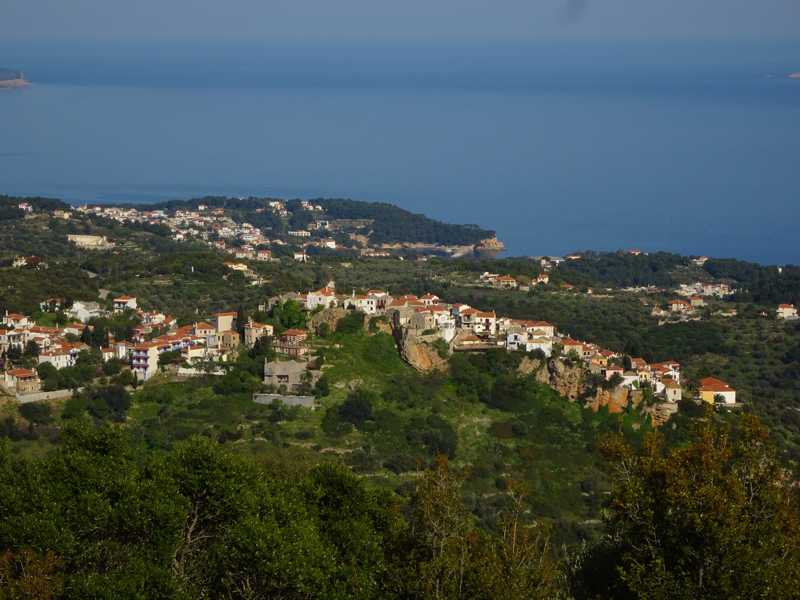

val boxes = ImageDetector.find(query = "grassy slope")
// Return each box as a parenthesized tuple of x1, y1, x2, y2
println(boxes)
(120, 329, 648, 545)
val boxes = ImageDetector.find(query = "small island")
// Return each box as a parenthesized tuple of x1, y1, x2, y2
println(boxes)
(790, 72, 800, 80)
(0, 68, 29, 88)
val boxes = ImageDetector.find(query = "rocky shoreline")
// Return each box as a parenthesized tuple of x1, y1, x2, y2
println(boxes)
(379, 236, 505, 258)
(0, 78, 29, 89)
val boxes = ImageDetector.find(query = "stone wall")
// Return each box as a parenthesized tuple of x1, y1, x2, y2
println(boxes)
(253, 393, 316, 409)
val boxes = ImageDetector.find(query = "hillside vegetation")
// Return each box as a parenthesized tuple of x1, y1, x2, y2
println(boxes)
(314, 198, 494, 245)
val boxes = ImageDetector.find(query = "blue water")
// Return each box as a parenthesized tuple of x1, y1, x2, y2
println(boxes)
(2, 41, 799, 264)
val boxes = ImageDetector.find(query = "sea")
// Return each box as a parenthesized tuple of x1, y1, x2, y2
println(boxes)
(1, 40, 799, 264)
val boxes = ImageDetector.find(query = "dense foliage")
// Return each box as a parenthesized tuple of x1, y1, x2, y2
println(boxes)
(705, 259, 800, 304)
(0, 423, 560, 599)
(0, 195, 69, 213)
(314, 198, 494, 245)
(552, 251, 688, 288)
(1, 414, 798, 598)
(573, 415, 800, 599)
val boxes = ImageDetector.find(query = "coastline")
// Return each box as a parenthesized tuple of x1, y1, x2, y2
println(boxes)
(0, 78, 29, 89)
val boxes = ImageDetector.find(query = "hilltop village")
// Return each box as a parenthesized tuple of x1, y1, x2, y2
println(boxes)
(3, 196, 800, 432)
(5, 273, 791, 423)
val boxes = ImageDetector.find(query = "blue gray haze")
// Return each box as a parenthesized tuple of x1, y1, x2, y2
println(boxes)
(1, 0, 799, 263)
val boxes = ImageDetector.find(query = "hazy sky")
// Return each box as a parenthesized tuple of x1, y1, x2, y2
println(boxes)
(4, 0, 799, 43)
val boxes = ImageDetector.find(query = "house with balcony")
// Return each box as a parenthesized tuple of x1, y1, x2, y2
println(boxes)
(670, 299, 692, 313)
(39, 297, 65, 312)
(2, 311, 30, 329)
(459, 309, 497, 335)
(346, 293, 378, 315)
(275, 329, 309, 358)
(113, 295, 138, 312)
(131, 342, 161, 381)
(506, 330, 553, 356)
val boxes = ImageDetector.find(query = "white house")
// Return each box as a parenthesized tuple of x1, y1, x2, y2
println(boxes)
(306, 287, 338, 311)
(506, 331, 527, 352)
(459, 309, 497, 335)
(113, 295, 138, 312)
(214, 312, 237, 333)
(419, 293, 440, 307)
(663, 379, 682, 402)
(777, 304, 798, 320)
(699, 377, 737, 405)
(69, 301, 105, 323)
(38, 349, 74, 370)
(2, 311, 30, 328)
(514, 320, 556, 338)
(131, 342, 160, 381)
(525, 336, 554, 357)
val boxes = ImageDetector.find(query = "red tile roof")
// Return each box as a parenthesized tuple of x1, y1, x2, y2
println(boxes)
(311, 287, 336, 296)
(281, 328, 307, 337)
(7, 368, 37, 378)
(515, 319, 554, 329)
(699, 377, 734, 392)
(461, 308, 496, 318)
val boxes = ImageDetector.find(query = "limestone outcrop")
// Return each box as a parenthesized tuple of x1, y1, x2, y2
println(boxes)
(309, 308, 348, 334)
(397, 330, 448, 373)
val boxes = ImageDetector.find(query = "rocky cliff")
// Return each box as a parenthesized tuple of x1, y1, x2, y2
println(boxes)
(474, 236, 506, 257)
(309, 308, 349, 334)
(519, 357, 587, 401)
(397, 329, 449, 373)
(378, 236, 505, 258)
(519, 356, 648, 416)
(586, 387, 642, 414)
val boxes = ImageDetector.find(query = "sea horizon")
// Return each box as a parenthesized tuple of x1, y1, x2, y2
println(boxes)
(2, 39, 799, 264)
